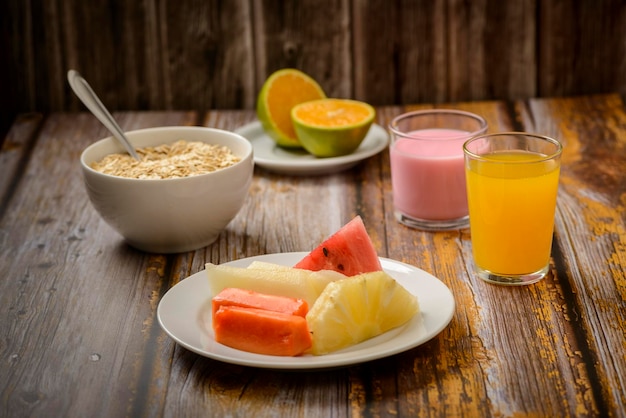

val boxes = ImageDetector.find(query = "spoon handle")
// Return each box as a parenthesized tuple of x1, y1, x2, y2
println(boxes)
(67, 70, 140, 160)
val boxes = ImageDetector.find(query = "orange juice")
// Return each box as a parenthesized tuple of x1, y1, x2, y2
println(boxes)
(466, 150, 560, 275)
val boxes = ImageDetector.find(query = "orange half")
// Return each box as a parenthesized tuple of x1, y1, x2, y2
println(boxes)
(256, 69, 326, 148)
(291, 99, 376, 157)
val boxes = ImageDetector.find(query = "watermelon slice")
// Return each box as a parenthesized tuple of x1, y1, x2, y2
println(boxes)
(295, 216, 382, 276)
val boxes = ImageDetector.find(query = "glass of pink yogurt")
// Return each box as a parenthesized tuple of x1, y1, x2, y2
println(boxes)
(389, 109, 488, 231)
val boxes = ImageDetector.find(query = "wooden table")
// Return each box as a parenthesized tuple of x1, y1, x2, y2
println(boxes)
(1, 94, 625, 417)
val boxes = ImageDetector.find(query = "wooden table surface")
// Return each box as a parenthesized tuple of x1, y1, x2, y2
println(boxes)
(1, 94, 625, 417)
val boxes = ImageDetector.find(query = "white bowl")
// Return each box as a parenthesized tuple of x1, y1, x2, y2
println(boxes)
(80, 126, 254, 253)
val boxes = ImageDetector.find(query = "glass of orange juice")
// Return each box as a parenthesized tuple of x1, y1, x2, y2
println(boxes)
(463, 132, 563, 285)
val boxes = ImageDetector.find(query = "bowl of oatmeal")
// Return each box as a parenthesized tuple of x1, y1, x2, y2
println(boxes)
(80, 126, 254, 253)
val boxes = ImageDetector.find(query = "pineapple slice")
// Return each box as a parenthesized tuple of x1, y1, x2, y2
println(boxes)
(306, 271, 419, 355)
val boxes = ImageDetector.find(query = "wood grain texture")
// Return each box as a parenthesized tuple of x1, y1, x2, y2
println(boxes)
(1, 96, 625, 417)
(520, 94, 626, 413)
(3, 0, 626, 125)
(538, 1, 626, 98)
(0, 113, 44, 218)
(0, 111, 197, 417)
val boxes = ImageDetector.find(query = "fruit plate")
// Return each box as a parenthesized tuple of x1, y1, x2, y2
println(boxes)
(234, 121, 389, 175)
(157, 252, 455, 370)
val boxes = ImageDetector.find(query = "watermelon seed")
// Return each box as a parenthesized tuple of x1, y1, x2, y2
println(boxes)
(337, 264, 344, 271)
(323, 247, 329, 257)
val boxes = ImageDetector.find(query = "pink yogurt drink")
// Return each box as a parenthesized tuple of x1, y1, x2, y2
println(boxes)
(390, 128, 473, 222)
(389, 110, 487, 230)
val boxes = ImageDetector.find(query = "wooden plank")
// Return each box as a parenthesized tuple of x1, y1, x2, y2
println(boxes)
(62, 0, 175, 110)
(538, 1, 626, 97)
(353, 0, 537, 105)
(163, 0, 256, 110)
(519, 93, 626, 413)
(0, 111, 197, 417)
(252, 0, 353, 99)
(4, 0, 626, 116)
(0, 113, 44, 216)
(352, 0, 402, 105)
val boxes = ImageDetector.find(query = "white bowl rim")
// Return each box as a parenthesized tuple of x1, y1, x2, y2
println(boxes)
(80, 126, 254, 183)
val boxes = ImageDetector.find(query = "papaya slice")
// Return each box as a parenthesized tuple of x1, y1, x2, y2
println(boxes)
(212, 287, 308, 318)
(213, 306, 312, 356)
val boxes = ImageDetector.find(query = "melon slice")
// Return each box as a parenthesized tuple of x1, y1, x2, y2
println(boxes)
(206, 262, 345, 307)
(295, 216, 382, 276)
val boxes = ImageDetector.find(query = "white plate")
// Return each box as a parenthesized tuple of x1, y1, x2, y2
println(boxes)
(157, 252, 455, 370)
(235, 121, 389, 175)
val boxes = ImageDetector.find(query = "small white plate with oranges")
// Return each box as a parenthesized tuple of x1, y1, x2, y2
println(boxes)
(235, 121, 389, 176)
(237, 69, 389, 175)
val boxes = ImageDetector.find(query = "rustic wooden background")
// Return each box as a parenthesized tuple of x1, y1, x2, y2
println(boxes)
(2, 0, 626, 140)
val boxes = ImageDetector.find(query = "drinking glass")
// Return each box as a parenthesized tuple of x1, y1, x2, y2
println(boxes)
(389, 109, 488, 230)
(463, 132, 563, 285)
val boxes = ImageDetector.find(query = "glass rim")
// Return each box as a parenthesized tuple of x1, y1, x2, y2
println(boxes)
(463, 131, 563, 162)
(388, 109, 488, 141)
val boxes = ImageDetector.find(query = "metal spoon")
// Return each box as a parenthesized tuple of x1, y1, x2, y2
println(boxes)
(67, 69, 140, 160)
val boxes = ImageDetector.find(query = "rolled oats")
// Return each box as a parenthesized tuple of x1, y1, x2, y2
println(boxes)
(91, 140, 241, 179)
